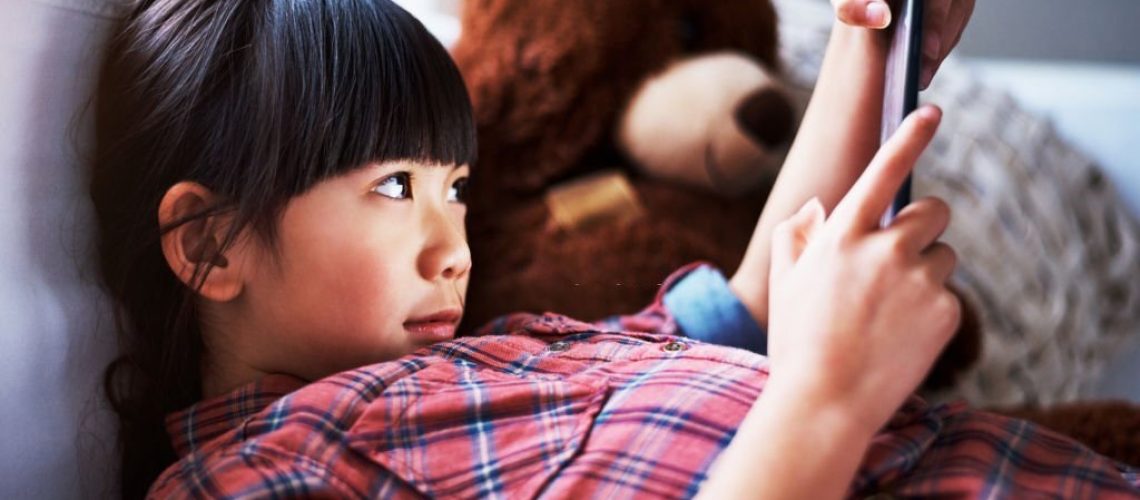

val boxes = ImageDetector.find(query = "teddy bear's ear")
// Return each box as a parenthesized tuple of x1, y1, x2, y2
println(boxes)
(451, 0, 658, 194)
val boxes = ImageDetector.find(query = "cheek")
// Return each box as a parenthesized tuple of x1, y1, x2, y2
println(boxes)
(296, 232, 408, 330)
(254, 218, 417, 373)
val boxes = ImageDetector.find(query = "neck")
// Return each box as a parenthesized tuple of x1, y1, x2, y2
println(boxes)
(200, 350, 268, 399)
(197, 303, 269, 399)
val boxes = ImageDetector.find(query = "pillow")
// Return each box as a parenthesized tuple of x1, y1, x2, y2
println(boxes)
(0, 0, 127, 497)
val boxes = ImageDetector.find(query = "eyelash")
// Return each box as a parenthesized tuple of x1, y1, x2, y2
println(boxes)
(372, 172, 469, 203)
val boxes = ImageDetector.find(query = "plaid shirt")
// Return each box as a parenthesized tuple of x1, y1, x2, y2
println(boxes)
(153, 264, 1140, 499)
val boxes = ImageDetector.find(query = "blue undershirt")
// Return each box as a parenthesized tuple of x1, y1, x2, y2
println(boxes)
(663, 266, 767, 355)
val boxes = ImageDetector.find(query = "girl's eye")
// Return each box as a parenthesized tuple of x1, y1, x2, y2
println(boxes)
(373, 172, 412, 199)
(448, 177, 469, 204)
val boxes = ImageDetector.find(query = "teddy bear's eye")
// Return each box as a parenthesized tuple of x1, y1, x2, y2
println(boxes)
(676, 12, 701, 52)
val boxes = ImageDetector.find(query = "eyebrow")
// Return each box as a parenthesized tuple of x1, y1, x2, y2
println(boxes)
(425, 163, 465, 170)
(401, 160, 466, 170)
(359, 161, 466, 174)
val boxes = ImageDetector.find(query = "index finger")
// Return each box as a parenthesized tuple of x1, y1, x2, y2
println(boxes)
(830, 105, 942, 233)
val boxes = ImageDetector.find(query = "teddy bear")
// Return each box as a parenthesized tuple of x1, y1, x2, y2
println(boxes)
(451, 0, 978, 390)
(448, 0, 1138, 466)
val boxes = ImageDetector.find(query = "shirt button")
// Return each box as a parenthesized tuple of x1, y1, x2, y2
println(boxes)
(661, 341, 687, 353)
(548, 341, 571, 352)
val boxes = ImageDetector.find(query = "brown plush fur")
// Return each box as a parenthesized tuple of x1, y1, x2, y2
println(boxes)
(452, 0, 780, 194)
(449, 0, 1139, 467)
(995, 401, 1140, 467)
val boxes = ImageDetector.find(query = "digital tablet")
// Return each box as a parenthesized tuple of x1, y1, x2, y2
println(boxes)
(880, 0, 925, 225)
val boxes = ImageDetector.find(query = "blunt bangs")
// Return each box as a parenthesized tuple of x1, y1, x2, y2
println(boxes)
(255, 0, 478, 189)
(113, 0, 478, 209)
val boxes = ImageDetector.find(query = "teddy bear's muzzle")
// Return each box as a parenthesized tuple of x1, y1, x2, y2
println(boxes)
(617, 51, 800, 197)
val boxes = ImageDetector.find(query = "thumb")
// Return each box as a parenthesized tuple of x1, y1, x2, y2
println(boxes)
(799, 197, 828, 247)
(832, 0, 892, 29)
(770, 197, 826, 286)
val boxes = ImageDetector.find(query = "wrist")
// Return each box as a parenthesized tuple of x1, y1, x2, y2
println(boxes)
(727, 272, 768, 329)
(759, 376, 877, 446)
(699, 377, 874, 499)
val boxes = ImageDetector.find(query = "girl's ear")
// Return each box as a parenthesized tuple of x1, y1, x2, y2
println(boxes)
(158, 181, 248, 302)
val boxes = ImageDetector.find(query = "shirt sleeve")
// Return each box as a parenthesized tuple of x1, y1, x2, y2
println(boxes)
(662, 264, 767, 355)
(589, 262, 766, 354)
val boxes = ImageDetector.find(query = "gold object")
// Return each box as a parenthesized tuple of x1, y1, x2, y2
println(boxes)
(544, 170, 646, 232)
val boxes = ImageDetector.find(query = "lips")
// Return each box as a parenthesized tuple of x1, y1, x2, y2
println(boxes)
(404, 308, 462, 343)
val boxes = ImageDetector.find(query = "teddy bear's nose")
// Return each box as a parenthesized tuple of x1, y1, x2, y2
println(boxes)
(735, 88, 795, 148)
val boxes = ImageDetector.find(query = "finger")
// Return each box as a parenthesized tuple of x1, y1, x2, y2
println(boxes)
(920, 242, 958, 284)
(920, 61, 936, 90)
(923, 0, 975, 88)
(800, 197, 828, 249)
(919, 0, 950, 89)
(829, 105, 942, 234)
(943, 0, 974, 57)
(919, 33, 944, 89)
(832, 0, 892, 29)
(885, 197, 951, 254)
(932, 289, 963, 340)
(769, 198, 824, 285)
(923, 0, 950, 60)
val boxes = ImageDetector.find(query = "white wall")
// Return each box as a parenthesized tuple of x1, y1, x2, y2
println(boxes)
(0, 0, 124, 498)
(804, 0, 1140, 64)
(956, 0, 1140, 64)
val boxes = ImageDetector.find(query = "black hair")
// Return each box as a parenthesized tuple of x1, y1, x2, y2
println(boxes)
(90, 1, 475, 497)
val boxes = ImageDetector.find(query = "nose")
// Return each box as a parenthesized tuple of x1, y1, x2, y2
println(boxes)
(735, 87, 795, 148)
(417, 205, 472, 282)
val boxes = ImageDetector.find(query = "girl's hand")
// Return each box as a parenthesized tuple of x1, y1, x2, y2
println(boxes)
(763, 105, 960, 436)
(832, 0, 976, 88)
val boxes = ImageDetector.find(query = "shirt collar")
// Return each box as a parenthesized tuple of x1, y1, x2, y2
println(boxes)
(164, 373, 308, 458)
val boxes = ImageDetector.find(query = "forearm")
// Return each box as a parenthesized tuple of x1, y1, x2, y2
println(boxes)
(731, 23, 888, 326)
(696, 382, 872, 500)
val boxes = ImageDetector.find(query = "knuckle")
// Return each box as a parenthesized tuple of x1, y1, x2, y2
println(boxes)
(929, 243, 957, 273)
(885, 234, 910, 259)
(936, 291, 963, 334)
(941, 243, 958, 268)
(830, 229, 858, 252)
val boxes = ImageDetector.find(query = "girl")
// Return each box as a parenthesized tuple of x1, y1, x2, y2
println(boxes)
(92, 0, 1138, 498)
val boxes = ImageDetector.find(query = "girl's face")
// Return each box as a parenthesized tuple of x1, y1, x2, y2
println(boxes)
(227, 161, 471, 382)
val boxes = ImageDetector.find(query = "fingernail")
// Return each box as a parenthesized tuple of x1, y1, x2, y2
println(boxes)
(917, 105, 942, 121)
(865, 2, 891, 28)
(793, 197, 821, 222)
(806, 197, 827, 223)
(924, 32, 941, 60)
(796, 197, 817, 216)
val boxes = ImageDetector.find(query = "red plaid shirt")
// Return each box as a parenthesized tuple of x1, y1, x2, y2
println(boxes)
(152, 265, 1140, 498)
